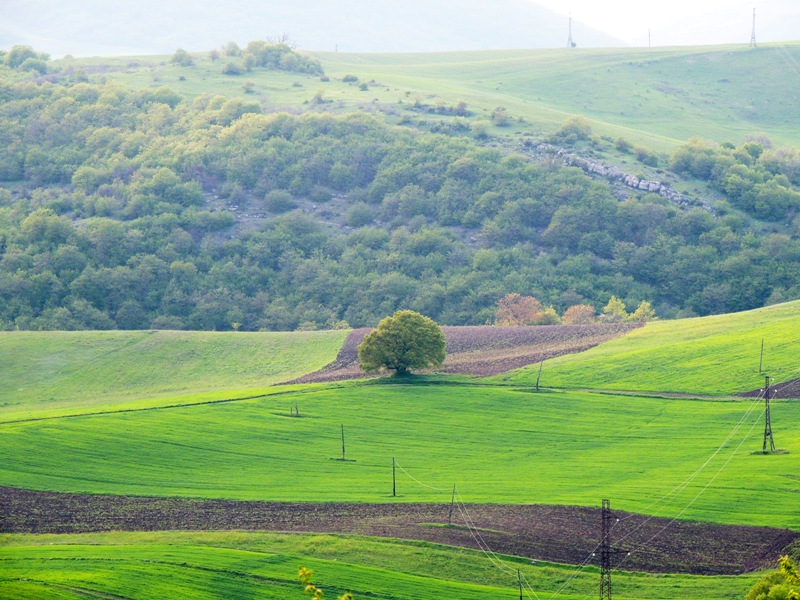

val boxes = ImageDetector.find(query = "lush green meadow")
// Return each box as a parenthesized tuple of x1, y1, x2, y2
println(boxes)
(1, 379, 797, 529)
(502, 300, 800, 395)
(0, 531, 761, 600)
(80, 42, 800, 152)
(0, 329, 346, 419)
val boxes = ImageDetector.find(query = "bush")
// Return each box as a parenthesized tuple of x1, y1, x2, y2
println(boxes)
(171, 48, 194, 67)
(551, 115, 592, 144)
(222, 62, 242, 75)
(264, 190, 296, 213)
(345, 203, 374, 227)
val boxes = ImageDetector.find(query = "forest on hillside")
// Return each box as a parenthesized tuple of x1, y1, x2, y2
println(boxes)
(1, 51, 800, 331)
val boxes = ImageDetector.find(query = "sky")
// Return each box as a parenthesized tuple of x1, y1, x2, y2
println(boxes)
(532, 0, 796, 47)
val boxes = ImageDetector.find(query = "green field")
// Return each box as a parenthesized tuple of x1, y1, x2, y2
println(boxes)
(502, 300, 800, 395)
(0, 531, 761, 600)
(3, 307, 799, 598)
(75, 42, 800, 153)
(2, 380, 797, 529)
(0, 329, 346, 420)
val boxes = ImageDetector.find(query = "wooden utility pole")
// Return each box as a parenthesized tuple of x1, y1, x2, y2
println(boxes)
(763, 376, 776, 452)
(341, 424, 346, 461)
(448, 484, 457, 525)
(759, 338, 764, 373)
(535, 360, 544, 391)
(518, 569, 524, 600)
(392, 457, 396, 497)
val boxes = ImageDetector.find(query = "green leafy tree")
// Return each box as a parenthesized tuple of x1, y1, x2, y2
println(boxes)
(601, 295, 628, 323)
(170, 48, 193, 67)
(358, 310, 445, 376)
(629, 300, 657, 322)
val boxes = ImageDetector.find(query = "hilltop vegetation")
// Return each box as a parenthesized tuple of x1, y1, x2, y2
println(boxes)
(2, 48, 800, 331)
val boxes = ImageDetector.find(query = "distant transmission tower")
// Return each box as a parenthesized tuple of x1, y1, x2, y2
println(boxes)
(567, 13, 576, 48)
(763, 376, 776, 452)
(749, 8, 757, 48)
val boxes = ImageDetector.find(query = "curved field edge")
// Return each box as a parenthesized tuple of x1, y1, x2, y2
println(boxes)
(498, 300, 800, 395)
(3, 487, 796, 575)
(294, 322, 640, 383)
(0, 531, 763, 600)
(1, 383, 798, 529)
(0, 329, 348, 417)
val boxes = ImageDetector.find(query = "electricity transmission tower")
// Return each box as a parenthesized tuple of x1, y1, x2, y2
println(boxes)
(599, 499, 628, 600)
(763, 376, 776, 452)
(749, 8, 757, 48)
(567, 13, 575, 48)
(599, 499, 614, 600)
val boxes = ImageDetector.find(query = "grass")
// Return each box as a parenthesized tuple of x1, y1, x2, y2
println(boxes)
(0, 531, 762, 600)
(65, 42, 800, 154)
(0, 329, 347, 419)
(500, 300, 800, 395)
(1, 379, 798, 529)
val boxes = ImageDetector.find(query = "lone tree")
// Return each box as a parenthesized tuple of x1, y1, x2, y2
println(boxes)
(358, 310, 445, 376)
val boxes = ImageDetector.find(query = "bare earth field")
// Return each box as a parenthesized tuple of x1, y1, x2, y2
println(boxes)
(292, 323, 642, 383)
(741, 378, 800, 399)
(2, 487, 795, 576)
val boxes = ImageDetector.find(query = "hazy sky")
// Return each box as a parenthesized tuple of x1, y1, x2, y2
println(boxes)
(533, 0, 793, 46)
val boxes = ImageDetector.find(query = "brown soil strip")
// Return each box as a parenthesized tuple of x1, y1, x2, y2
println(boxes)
(740, 378, 800, 399)
(2, 486, 795, 575)
(290, 323, 642, 383)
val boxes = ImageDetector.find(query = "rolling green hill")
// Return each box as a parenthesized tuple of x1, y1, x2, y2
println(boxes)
(1, 380, 797, 529)
(0, 531, 760, 600)
(84, 42, 800, 152)
(0, 329, 347, 419)
(502, 300, 800, 395)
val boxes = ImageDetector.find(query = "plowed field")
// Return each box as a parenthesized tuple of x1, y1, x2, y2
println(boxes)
(2, 487, 795, 576)
(292, 323, 641, 382)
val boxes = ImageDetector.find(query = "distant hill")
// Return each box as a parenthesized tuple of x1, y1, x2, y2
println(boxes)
(0, 0, 621, 57)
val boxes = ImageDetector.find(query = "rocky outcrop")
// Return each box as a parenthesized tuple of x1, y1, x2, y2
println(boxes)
(523, 143, 715, 214)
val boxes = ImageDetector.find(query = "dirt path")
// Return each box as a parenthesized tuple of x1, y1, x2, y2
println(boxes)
(2, 487, 795, 576)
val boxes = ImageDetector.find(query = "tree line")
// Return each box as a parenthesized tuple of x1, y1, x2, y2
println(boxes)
(0, 71, 799, 331)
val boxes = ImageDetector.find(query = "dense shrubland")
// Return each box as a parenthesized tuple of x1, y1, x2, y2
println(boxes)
(670, 136, 800, 221)
(1, 71, 800, 331)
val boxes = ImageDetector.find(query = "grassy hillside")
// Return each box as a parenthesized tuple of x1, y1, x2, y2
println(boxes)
(82, 42, 800, 152)
(501, 300, 800, 395)
(0, 531, 760, 600)
(0, 330, 347, 418)
(1, 380, 797, 529)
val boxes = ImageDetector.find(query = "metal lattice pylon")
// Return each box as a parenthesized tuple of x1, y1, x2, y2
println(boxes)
(600, 499, 613, 600)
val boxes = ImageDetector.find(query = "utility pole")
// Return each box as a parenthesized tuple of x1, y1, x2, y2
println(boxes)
(448, 484, 457, 525)
(749, 8, 757, 48)
(518, 569, 524, 600)
(759, 338, 764, 373)
(341, 424, 346, 461)
(763, 376, 776, 452)
(392, 457, 396, 497)
(599, 499, 613, 600)
(535, 360, 544, 391)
